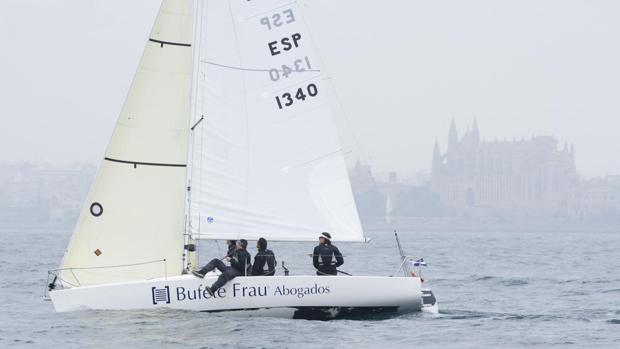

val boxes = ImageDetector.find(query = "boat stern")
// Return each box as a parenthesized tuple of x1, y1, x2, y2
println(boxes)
(421, 288, 439, 314)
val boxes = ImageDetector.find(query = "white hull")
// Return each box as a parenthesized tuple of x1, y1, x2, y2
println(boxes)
(50, 275, 435, 319)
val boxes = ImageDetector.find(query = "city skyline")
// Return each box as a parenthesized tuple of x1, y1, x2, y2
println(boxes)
(0, 120, 611, 187)
(0, 121, 610, 182)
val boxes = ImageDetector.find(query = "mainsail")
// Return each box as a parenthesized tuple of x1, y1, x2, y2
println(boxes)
(189, 0, 364, 242)
(59, 0, 194, 287)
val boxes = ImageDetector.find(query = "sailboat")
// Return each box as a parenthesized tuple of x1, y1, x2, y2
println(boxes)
(47, 0, 438, 319)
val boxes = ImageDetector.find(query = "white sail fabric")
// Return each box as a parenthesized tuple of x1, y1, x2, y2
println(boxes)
(59, 0, 194, 287)
(189, 0, 364, 242)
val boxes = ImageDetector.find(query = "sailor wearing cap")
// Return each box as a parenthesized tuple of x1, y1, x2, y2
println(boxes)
(312, 232, 344, 276)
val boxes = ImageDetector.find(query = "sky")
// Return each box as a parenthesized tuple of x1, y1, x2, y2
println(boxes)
(1, 0, 619, 178)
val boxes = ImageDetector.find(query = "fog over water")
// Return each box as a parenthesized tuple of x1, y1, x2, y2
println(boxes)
(1, 0, 620, 178)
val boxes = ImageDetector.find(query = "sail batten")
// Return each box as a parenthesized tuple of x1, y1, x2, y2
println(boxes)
(103, 157, 187, 168)
(149, 38, 192, 47)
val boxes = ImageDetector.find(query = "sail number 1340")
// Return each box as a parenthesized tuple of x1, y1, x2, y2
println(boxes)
(275, 84, 318, 109)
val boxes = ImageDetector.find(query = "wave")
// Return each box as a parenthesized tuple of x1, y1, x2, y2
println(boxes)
(602, 288, 620, 294)
(499, 278, 529, 286)
(581, 279, 612, 285)
(474, 276, 496, 281)
(438, 309, 567, 322)
(471, 276, 529, 286)
(558, 279, 579, 284)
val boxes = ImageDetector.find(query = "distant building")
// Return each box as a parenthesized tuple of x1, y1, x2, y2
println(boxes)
(0, 163, 95, 226)
(347, 121, 619, 230)
(431, 119, 578, 215)
(350, 159, 375, 188)
(350, 159, 441, 222)
(569, 176, 620, 219)
(349, 159, 385, 220)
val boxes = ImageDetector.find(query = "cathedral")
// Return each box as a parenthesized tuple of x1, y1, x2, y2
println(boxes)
(431, 119, 578, 215)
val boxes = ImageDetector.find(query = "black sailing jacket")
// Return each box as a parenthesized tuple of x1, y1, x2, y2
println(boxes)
(312, 244, 344, 274)
(252, 249, 276, 276)
(230, 249, 252, 275)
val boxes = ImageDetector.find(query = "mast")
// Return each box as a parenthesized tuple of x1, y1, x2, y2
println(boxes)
(183, 0, 203, 272)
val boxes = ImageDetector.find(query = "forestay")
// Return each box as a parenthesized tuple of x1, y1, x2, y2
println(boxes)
(58, 0, 194, 287)
(189, 0, 364, 242)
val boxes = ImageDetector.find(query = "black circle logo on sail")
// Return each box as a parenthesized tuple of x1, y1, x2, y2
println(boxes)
(90, 202, 103, 217)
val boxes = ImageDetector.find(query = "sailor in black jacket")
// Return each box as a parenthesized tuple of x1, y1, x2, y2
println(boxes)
(193, 239, 252, 296)
(252, 237, 276, 276)
(312, 232, 343, 276)
(225, 240, 237, 258)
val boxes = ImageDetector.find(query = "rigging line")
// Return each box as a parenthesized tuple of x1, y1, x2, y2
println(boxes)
(202, 60, 320, 74)
(70, 270, 81, 287)
(285, 149, 352, 171)
(185, 0, 207, 271)
(194, 0, 208, 249)
(55, 274, 80, 288)
(49, 259, 166, 272)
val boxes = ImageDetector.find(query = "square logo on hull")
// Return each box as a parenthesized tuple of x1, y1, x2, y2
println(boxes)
(152, 286, 171, 305)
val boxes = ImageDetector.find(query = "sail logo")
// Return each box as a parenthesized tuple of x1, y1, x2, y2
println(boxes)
(151, 286, 171, 305)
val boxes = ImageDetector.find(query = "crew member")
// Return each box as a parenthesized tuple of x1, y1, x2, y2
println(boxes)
(252, 237, 276, 276)
(312, 232, 343, 276)
(225, 239, 237, 258)
(193, 239, 252, 296)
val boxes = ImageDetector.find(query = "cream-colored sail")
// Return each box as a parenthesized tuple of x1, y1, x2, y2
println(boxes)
(59, 0, 194, 287)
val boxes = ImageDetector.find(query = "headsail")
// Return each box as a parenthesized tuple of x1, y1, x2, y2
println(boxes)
(189, 0, 364, 242)
(59, 0, 194, 287)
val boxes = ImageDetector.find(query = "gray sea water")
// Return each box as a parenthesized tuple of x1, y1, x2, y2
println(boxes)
(1, 228, 619, 348)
